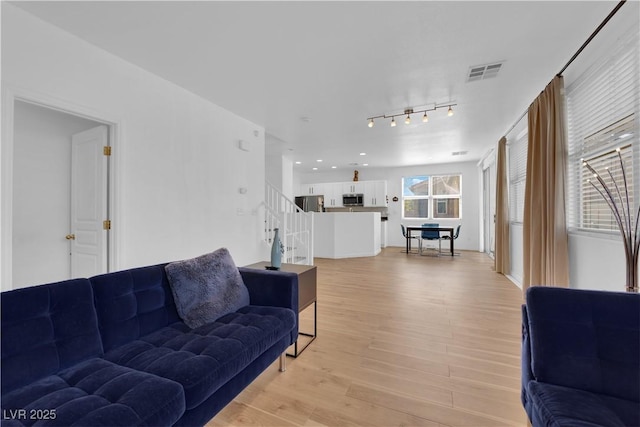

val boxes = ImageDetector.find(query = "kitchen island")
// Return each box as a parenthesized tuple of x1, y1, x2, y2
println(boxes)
(313, 212, 381, 259)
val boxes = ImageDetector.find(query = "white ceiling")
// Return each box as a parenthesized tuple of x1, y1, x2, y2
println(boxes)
(12, 1, 632, 171)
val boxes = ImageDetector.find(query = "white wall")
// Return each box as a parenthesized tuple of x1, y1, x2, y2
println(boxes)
(265, 135, 284, 191)
(281, 156, 294, 200)
(265, 134, 294, 200)
(569, 232, 626, 292)
(12, 101, 102, 287)
(296, 160, 480, 251)
(2, 4, 267, 290)
(509, 225, 628, 292)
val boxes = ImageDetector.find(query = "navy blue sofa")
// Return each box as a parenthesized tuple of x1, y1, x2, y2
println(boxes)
(521, 286, 640, 427)
(1, 263, 298, 426)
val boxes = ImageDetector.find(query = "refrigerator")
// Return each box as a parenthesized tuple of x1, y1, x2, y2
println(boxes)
(295, 195, 324, 212)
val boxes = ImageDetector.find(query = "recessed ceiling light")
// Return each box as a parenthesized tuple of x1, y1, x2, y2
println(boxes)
(316, 159, 323, 162)
(363, 163, 369, 166)
(331, 166, 337, 169)
(360, 152, 366, 156)
(312, 167, 318, 170)
(295, 161, 302, 165)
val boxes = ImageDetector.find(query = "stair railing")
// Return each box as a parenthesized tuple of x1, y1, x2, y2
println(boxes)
(264, 182, 313, 265)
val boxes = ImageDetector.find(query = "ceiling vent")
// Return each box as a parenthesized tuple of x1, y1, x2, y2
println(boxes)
(467, 61, 504, 82)
(451, 150, 468, 157)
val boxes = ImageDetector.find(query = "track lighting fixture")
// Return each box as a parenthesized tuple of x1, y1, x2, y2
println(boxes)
(367, 103, 456, 128)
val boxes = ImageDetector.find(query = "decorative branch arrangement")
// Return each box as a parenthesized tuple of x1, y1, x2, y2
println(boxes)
(583, 147, 639, 292)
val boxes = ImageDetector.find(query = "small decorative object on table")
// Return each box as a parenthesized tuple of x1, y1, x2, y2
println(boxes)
(353, 170, 359, 181)
(269, 228, 284, 270)
(583, 146, 639, 292)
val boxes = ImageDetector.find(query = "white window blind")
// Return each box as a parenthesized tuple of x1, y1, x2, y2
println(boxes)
(508, 126, 528, 223)
(582, 140, 634, 230)
(566, 25, 640, 232)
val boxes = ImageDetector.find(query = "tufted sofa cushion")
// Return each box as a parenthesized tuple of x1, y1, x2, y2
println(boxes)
(1, 279, 104, 395)
(526, 286, 640, 402)
(103, 305, 296, 409)
(90, 264, 182, 352)
(526, 381, 633, 427)
(1, 358, 185, 427)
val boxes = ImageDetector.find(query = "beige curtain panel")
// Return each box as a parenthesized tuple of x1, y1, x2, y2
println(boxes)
(523, 76, 570, 290)
(494, 136, 510, 275)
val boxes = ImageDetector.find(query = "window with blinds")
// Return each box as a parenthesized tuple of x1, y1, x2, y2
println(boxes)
(508, 128, 528, 223)
(566, 25, 639, 232)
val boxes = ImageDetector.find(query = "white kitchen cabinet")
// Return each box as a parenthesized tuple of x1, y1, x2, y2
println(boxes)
(324, 183, 344, 208)
(364, 180, 388, 207)
(299, 183, 325, 196)
(299, 180, 387, 207)
(342, 182, 364, 194)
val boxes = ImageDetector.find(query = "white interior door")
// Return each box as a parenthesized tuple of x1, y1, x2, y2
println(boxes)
(70, 125, 108, 278)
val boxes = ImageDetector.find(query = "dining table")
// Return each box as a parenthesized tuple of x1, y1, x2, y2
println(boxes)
(405, 226, 455, 256)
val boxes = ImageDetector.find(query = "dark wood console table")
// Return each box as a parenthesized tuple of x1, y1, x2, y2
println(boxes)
(243, 261, 317, 357)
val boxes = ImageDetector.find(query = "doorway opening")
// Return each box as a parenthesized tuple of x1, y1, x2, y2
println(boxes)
(10, 99, 114, 288)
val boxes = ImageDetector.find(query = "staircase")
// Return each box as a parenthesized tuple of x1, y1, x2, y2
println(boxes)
(264, 181, 314, 265)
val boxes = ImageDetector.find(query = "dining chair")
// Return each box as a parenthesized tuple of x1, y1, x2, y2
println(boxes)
(440, 224, 461, 255)
(401, 224, 422, 253)
(420, 223, 441, 255)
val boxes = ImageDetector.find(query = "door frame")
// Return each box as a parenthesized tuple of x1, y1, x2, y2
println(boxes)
(1, 86, 122, 290)
(478, 147, 496, 257)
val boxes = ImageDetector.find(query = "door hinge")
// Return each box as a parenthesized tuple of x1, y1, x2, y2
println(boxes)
(103, 146, 112, 156)
(103, 220, 111, 230)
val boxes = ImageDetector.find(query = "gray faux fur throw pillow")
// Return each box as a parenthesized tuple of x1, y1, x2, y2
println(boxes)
(165, 248, 250, 329)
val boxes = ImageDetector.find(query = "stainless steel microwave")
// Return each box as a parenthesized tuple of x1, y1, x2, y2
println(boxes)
(343, 194, 364, 206)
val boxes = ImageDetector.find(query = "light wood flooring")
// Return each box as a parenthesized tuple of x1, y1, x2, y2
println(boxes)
(209, 248, 527, 426)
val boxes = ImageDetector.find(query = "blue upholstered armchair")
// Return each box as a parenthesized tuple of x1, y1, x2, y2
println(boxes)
(521, 286, 640, 427)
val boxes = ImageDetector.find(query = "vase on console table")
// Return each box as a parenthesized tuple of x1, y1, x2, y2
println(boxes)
(270, 228, 282, 270)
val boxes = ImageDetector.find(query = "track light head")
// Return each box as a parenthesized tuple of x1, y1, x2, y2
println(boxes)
(368, 119, 374, 128)
(448, 106, 454, 116)
(405, 114, 411, 125)
(390, 117, 396, 127)
(422, 112, 428, 123)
